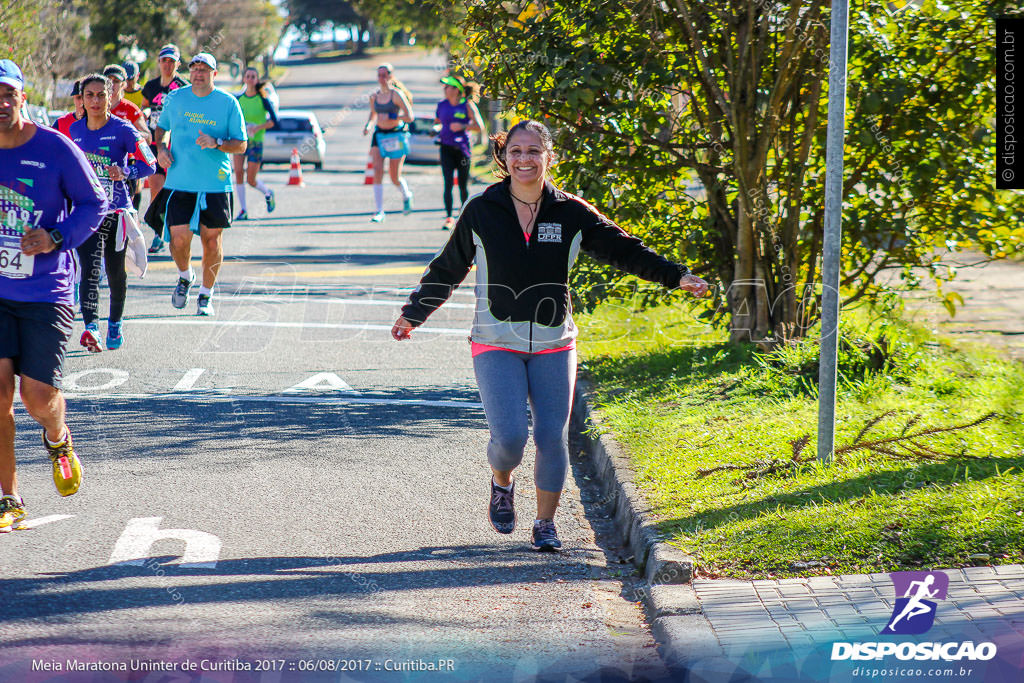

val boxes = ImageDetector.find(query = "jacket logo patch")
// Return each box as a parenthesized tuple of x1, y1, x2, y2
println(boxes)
(537, 222, 562, 243)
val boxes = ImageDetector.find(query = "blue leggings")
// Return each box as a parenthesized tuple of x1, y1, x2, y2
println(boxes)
(472, 348, 577, 493)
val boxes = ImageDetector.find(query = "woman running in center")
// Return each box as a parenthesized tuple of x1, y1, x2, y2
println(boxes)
(362, 63, 414, 223)
(391, 120, 708, 551)
(69, 74, 156, 351)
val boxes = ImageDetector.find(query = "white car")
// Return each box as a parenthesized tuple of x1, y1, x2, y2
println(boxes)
(406, 115, 441, 164)
(262, 109, 326, 170)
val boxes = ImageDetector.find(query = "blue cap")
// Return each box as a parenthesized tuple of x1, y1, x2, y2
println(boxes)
(158, 44, 180, 61)
(0, 59, 24, 90)
(122, 62, 139, 80)
(189, 53, 217, 70)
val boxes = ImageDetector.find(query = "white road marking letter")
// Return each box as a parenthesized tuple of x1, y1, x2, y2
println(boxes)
(63, 368, 130, 392)
(22, 514, 74, 528)
(108, 517, 221, 568)
(172, 368, 206, 391)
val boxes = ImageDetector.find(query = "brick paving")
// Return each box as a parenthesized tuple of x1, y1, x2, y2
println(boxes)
(693, 565, 1024, 650)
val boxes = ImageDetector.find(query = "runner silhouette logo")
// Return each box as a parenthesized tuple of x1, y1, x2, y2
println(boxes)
(881, 570, 949, 635)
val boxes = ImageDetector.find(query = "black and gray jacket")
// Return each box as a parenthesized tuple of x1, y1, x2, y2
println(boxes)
(401, 178, 690, 353)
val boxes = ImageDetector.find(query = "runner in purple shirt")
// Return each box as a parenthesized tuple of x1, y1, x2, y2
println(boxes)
(70, 73, 156, 352)
(435, 75, 484, 230)
(0, 60, 107, 532)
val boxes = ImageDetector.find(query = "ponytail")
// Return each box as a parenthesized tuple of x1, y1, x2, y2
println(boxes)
(390, 77, 413, 106)
(463, 82, 481, 103)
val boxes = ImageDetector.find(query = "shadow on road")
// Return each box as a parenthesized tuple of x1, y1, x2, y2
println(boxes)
(60, 388, 485, 459)
(0, 545, 577, 624)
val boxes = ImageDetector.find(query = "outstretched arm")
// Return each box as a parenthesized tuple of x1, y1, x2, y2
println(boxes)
(393, 211, 476, 339)
(579, 200, 707, 296)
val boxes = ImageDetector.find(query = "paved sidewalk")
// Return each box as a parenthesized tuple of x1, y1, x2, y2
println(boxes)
(695, 565, 1024, 645)
(653, 566, 1024, 682)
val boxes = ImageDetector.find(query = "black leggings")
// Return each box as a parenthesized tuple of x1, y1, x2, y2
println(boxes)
(440, 144, 470, 217)
(76, 213, 127, 326)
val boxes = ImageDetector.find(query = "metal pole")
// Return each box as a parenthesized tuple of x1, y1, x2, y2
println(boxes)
(817, 0, 850, 464)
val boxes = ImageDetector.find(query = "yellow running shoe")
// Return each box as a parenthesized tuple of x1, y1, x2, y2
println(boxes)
(0, 495, 26, 532)
(44, 428, 82, 497)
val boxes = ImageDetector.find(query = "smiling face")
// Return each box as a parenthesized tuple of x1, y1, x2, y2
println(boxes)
(0, 83, 25, 131)
(243, 68, 258, 88)
(82, 80, 109, 117)
(505, 129, 551, 186)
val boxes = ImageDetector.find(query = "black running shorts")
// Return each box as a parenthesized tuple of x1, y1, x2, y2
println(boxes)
(0, 298, 75, 389)
(164, 190, 233, 230)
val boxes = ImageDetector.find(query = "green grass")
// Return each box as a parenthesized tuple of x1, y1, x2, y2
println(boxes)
(576, 302, 1024, 579)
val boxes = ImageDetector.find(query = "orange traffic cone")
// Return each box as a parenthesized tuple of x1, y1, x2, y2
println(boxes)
(287, 148, 305, 187)
(363, 154, 374, 185)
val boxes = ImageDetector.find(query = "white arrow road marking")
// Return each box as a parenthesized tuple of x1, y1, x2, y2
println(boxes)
(109, 517, 221, 569)
(22, 514, 74, 528)
(283, 372, 357, 394)
(172, 368, 207, 392)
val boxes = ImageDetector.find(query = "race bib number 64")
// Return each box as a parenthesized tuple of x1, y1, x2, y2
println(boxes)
(0, 233, 34, 279)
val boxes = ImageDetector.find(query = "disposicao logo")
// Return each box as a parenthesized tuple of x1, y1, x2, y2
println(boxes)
(831, 570, 998, 662)
(883, 570, 948, 635)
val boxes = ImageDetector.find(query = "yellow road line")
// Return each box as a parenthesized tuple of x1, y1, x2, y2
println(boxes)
(145, 261, 459, 278)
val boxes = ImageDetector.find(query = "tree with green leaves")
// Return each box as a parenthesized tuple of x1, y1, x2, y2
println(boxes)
(450, 0, 1024, 345)
(286, 0, 367, 52)
(2, 0, 100, 104)
(87, 0, 192, 64)
(285, 0, 453, 52)
(191, 0, 283, 68)
(351, 0, 453, 47)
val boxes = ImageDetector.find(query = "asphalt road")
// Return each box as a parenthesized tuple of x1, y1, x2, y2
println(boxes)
(0, 51, 669, 682)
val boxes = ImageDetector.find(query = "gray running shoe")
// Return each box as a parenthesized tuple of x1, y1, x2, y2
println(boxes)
(531, 519, 562, 551)
(488, 478, 516, 534)
(172, 274, 194, 309)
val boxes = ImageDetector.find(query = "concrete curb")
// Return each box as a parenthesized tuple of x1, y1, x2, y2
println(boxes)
(571, 376, 695, 582)
(571, 376, 724, 668)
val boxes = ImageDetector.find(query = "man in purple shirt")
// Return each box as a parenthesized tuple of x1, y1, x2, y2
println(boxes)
(0, 60, 108, 531)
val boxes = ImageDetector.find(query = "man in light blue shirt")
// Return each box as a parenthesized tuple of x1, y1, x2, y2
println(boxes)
(154, 52, 246, 316)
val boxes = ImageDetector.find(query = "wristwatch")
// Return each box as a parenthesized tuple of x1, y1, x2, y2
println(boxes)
(216, 137, 224, 148)
(47, 229, 64, 249)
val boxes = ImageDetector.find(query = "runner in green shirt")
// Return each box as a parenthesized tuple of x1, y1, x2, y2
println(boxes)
(233, 67, 278, 220)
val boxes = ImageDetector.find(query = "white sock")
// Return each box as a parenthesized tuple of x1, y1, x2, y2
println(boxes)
(1, 493, 22, 505)
(235, 183, 246, 211)
(254, 180, 271, 196)
(45, 428, 68, 447)
(373, 184, 384, 212)
(198, 286, 213, 296)
(178, 269, 195, 281)
(492, 476, 513, 491)
(398, 178, 412, 199)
